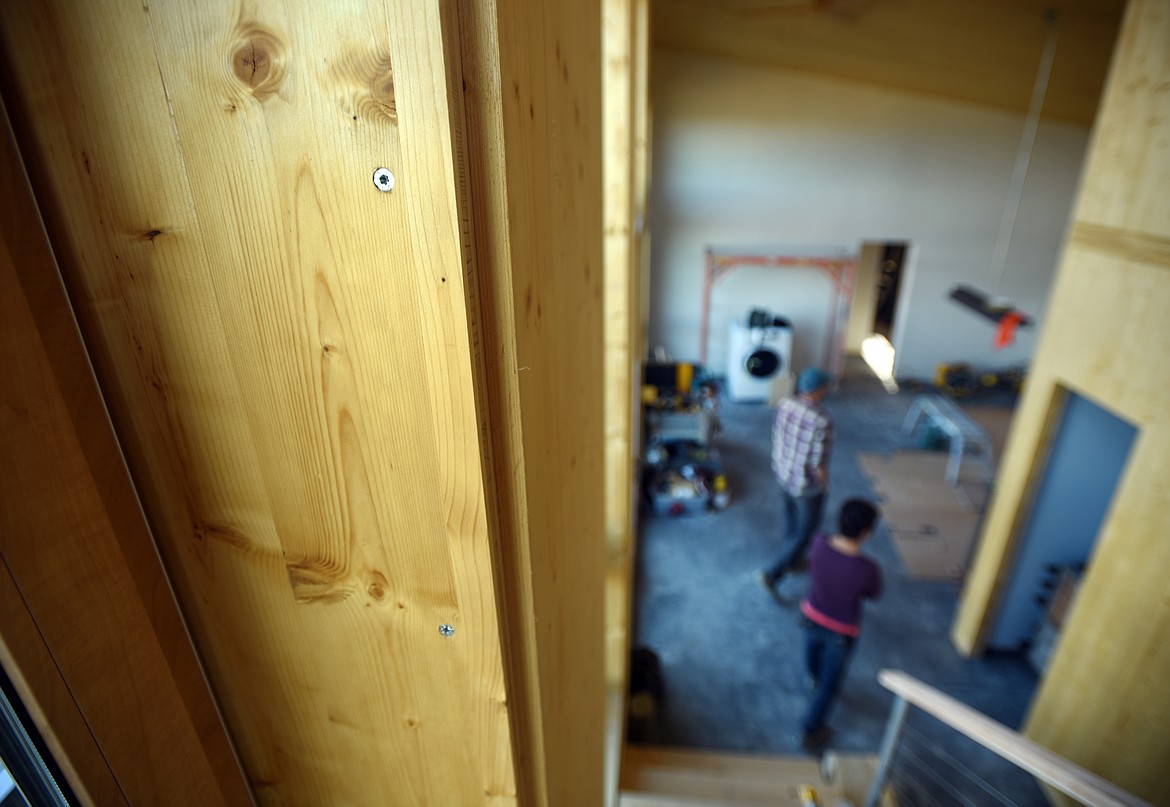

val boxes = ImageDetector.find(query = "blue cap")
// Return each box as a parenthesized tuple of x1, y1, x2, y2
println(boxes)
(797, 368, 831, 394)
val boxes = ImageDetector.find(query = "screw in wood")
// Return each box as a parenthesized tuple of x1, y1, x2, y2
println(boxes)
(372, 167, 395, 192)
(438, 624, 455, 637)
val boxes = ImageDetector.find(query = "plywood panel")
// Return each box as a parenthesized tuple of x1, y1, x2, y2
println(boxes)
(954, 1, 1170, 802)
(0, 102, 249, 805)
(0, 0, 513, 803)
(857, 453, 983, 581)
(1072, 0, 1170, 240)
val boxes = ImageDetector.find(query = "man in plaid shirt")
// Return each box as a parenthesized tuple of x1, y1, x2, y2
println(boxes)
(759, 367, 833, 596)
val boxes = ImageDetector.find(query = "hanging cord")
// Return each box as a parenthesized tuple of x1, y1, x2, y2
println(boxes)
(986, 9, 1060, 303)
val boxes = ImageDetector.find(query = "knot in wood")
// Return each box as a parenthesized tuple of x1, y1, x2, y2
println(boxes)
(331, 47, 397, 124)
(230, 24, 286, 99)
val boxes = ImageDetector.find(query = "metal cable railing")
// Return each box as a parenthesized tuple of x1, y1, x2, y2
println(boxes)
(899, 724, 1020, 807)
(884, 723, 1045, 807)
(864, 669, 1153, 807)
(895, 741, 985, 807)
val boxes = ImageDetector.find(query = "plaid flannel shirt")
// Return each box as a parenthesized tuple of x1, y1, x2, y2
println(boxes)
(772, 395, 833, 496)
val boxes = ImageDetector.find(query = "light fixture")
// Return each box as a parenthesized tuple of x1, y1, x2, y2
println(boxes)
(949, 9, 1059, 346)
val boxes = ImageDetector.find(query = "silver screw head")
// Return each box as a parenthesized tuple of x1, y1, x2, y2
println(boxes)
(438, 624, 455, 637)
(372, 167, 395, 192)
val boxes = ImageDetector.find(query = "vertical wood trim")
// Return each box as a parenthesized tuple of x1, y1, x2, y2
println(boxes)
(633, 0, 653, 363)
(442, 1, 547, 804)
(952, 381, 1069, 654)
(454, 0, 608, 804)
(603, 2, 635, 802)
(845, 243, 881, 353)
(0, 95, 252, 807)
(603, 0, 636, 683)
(631, 0, 651, 550)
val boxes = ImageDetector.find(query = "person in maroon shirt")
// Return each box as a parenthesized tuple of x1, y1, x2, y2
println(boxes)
(798, 498, 883, 751)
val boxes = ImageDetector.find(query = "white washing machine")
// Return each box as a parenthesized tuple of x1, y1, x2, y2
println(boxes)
(727, 319, 794, 402)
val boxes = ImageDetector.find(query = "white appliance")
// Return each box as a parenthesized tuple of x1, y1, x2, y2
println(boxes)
(727, 319, 794, 402)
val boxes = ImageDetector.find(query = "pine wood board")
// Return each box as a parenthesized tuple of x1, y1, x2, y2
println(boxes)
(471, 1, 610, 804)
(0, 0, 513, 803)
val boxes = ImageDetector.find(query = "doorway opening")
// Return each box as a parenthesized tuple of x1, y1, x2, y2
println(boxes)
(850, 241, 910, 394)
(989, 389, 1138, 675)
(873, 243, 907, 341)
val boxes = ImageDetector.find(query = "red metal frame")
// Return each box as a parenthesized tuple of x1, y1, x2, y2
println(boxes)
(700, 248, 857, 384)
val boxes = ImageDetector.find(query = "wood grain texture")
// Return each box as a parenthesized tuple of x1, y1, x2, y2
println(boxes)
(602, 2, 647, 804)
(0, 0, 513, 803)
(455, 0, 609, 804)
(604, 0, 637, 569)
(953, 1, 1170, 802)
(445, 1, 548, 804)
(603, 0, 637, 686)
(0, 101, 250, 806)
(496, 1, 608, 802)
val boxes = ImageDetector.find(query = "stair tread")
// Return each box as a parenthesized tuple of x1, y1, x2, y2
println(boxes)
(620, 791, 813, 807)
(621, 745, 880, 806)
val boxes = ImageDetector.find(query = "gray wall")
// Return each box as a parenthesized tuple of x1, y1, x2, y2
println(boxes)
(649, 48, 1092, 380)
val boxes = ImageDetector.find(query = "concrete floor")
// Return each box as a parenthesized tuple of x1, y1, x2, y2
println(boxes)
(631, 365, 1049, 804)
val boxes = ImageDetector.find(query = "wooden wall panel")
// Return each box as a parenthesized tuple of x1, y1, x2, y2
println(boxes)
(954, 1, 1170, 802)
(1073, 0, 1170, 243)
(0, 102, 250, 805)
(0, 0, 514, 803)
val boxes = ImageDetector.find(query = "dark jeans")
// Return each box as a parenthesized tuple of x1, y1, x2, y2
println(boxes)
(802, 620, 855, 735)
(763, 488, 824, 584)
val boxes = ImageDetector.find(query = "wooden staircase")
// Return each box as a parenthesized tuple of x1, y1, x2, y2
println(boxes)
(619, 746, 891, 807)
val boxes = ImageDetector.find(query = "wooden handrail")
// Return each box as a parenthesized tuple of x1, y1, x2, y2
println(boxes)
(877, 669, 1152, 807)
